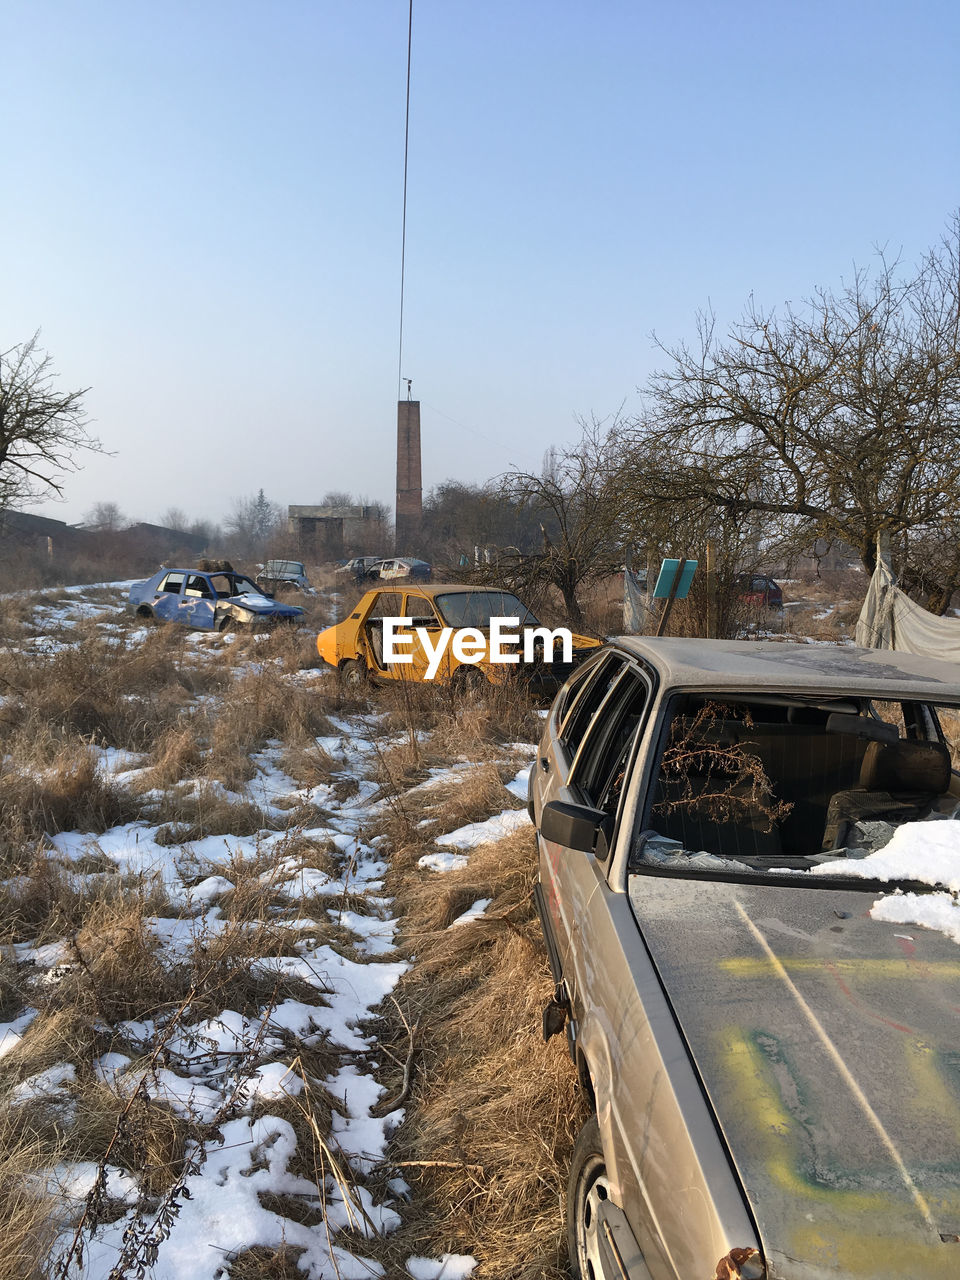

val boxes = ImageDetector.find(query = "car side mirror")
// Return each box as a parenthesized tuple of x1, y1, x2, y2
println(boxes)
(540, 800, 611, 855)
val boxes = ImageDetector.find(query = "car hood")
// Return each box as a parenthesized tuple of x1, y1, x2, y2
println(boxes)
(630, 875, 960, 1280)
(228, 592, 302, 615)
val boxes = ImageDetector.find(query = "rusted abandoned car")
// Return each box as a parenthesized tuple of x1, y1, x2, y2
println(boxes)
(256, 559, 313, 594)
(372, 556, 433, 582)
(530, 637, 960, 1280)
(316, 583, 600, 691)
(128, 568, 304, 630)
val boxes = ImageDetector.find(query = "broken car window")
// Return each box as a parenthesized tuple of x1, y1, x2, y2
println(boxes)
(208, 574, 261, 598)
(636, 694, 960, 878)
(184, 574, 214, 598)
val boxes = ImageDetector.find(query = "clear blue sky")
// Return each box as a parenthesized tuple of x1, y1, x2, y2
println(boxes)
(5, 0, 958, 526)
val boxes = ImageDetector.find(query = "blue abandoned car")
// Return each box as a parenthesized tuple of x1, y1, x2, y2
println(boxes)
(128, 568, 305, 631)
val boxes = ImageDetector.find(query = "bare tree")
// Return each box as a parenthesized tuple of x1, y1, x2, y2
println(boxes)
(84, 501, 125, 531)
(160, 506, 190, 531)
(623, 216, 960, 603)
(320, 490, 356, 509)
(0, 333, 99, 508)
(501, 419, 627, 626)
(224, 489, 283, 557)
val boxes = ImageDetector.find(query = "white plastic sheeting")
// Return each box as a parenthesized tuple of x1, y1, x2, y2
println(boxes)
(623, 566, 651, 633)
(856, 555, 960, 660)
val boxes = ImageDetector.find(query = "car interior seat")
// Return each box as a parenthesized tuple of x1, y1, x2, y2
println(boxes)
(821, 737, 953, 851)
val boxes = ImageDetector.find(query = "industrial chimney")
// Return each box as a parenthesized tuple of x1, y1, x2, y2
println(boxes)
(395, 398, 422, 552)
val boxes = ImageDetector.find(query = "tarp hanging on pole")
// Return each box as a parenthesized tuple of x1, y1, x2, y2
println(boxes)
(856, 556, 960, 661)
(623, 565, 651, 634)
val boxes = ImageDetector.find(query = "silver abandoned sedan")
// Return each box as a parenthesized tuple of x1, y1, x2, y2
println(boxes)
(530, 638, 960, 1280)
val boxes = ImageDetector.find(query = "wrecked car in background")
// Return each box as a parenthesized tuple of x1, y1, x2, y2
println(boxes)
(316, 583, 600, 692)
(373, 557, 432, 582)
(128, 568, 305, 630)
(531, 636, 960, 1280)
(335, 556, 384, 582)
(256, 559, 313, 594)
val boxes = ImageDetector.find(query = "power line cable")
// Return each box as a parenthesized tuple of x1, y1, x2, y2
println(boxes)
(397, 0, 413, 400)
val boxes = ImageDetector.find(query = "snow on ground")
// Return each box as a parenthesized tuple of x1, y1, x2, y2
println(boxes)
(434, 807, 531, 851)
(505, 764, 531, 800)
(406, 1256, 478, 1279)
(36, 747, 412, 1276)
(2, 583, 505, 1278)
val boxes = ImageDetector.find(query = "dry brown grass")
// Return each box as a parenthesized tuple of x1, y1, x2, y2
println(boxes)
(0, 850, 166, 948)
(227, 1244, 308, 1279)
(0, 586, 563, 1274)
(0, 1129, 60, 1280)
(365, 828, 581, 1279)
(0, 742, 141, 861)
(0, 625, 215, 753)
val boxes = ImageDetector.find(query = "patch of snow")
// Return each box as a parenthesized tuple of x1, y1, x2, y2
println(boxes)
(10, 1062, 76, 1105)
(71, 1115, 384, 1280)
(435, 807, 531, 850)
(406, 1256, 478, 1280)
(0, 1008, 38, 1058)
(505, 765, 531, 800)
(869, 891, 960, 945)
(418, 851, 469, 873)
(449, 898, 492, 927)
(812, 820, 960, 892)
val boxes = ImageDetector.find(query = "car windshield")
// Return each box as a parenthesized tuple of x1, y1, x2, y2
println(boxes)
(434, 591, 539, 629)
(209, 574, 262, 598)
(633, 692, 960, 891)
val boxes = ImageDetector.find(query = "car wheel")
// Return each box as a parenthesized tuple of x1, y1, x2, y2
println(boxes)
(135, 606, 154, 621)
(339, 658, 368, 689)
(567, 1115, 612, 1280)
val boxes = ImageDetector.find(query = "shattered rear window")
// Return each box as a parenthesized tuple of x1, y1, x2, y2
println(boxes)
(636, 693, 960, 882)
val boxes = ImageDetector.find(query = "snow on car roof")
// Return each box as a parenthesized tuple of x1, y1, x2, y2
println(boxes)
(616, 636, 960, 696)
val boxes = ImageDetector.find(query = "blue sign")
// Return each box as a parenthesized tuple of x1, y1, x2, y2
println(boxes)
(652, 558, 698, 600)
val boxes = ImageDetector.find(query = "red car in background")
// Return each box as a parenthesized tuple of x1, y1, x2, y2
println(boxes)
(737, 574, 783, 608)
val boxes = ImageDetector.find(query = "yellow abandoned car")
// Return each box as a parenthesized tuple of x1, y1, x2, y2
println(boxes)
(316, 583, 601, 692)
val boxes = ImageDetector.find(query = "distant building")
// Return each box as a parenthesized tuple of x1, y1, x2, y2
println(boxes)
(0, 508, 89, 555)
(287, 505, 380, 560)
(121, 522, 210, 559)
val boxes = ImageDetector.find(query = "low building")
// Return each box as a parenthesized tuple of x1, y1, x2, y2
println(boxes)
(287, 505, 381, 560)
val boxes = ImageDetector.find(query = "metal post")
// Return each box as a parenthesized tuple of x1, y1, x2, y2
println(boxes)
(705, 540, 717, 638)
(656, 556, 689, 637)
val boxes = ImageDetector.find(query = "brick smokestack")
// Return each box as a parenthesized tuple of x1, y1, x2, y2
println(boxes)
(395, 399, 422, 553)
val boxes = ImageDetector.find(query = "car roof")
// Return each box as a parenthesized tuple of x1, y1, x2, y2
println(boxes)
(157, 568, 250, 578)
(614, 636, 960, 698)
(369, 582, 510, 596)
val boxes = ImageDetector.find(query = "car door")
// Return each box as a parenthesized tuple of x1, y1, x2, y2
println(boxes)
(401, 592, 446, 680)
(361, 591, 405, 675)
(180, 573, 218, 629)
(152, 571, 186, 621)
(536, 652, 633, 973)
